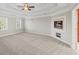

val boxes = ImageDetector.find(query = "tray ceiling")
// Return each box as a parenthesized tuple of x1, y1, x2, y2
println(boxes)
(0, 3, 77, 17)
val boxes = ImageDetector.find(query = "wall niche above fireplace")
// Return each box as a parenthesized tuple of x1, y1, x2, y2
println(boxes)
(54, 20, 63, 29)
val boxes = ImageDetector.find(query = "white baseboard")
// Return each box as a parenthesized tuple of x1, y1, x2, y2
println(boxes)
(0, 31, 23, 38)
(25, 31, 51, 37)
(25, 31, 70, 46)
(0, 30, 71, 47)
(50, 35, 71, 46)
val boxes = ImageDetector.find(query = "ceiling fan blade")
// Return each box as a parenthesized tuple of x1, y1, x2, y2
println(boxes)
(29, 6, 35, 8)
(18, 3, 34, 11)
(22, 8, 24, 10)
(28, 8, 31, 11)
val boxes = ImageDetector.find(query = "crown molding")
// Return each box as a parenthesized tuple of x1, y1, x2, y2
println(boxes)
(25, 8, 72, 19)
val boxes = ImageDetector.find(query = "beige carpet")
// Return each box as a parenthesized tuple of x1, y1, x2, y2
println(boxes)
(0, 33, 77, 55)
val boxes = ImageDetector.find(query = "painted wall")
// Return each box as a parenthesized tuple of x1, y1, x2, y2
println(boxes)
(25, 11, 72, 46)
(25, 17, 51, 36)
(51, 11, 72, 45)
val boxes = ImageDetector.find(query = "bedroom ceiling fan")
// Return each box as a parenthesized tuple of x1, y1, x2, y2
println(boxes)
(18, 3, 35, 11)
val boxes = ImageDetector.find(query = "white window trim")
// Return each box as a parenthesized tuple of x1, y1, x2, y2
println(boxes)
(0, 17, 8, 31)
(16, 19, 22, 29)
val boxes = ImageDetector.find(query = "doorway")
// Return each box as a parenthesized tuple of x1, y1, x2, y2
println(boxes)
(76, 9, 79, 49)
(77, 9, 79, 42)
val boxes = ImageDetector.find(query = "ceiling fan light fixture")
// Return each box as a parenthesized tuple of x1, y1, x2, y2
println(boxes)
(24, 7, 28, 10)
(18, 3, 35, 11)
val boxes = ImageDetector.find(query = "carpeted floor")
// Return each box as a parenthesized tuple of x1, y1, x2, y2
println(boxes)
(0, 33, 77, 55)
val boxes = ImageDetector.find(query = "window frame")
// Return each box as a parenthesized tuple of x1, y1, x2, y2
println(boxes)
(0, 17, 8, 31)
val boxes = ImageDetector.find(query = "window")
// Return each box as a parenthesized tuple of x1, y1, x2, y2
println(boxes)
(16, 19, 22, 29)
(0, 17, 8, 31)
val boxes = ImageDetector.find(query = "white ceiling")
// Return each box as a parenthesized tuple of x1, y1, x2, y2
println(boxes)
(0, 3, 77, 17)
